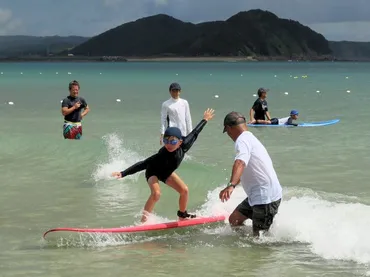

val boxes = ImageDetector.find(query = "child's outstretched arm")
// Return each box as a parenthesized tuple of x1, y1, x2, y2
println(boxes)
(181, 108, 215, 153)
(112, 155, 156, 178)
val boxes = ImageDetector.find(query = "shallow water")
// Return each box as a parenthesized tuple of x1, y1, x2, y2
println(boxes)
(0, 61, 369, 276)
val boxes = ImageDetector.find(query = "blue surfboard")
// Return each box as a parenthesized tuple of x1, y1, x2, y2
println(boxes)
(247, 119, 340, 127)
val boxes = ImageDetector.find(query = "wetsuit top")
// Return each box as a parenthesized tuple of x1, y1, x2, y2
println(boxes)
(61, 96, 87, 123)
(252, 98, 268, 120)
(279, 116, 298, 126)
(120, 119, 208, 182)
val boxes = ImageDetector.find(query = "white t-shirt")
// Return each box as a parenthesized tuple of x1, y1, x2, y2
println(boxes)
(160, 97, 192, 136)
(278, 116, 290, 125)
(234, 131, 282, 206)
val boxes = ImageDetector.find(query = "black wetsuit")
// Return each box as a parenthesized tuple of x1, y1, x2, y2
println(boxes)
(120, 119, 208, 183)
(252, 98, 268, 120)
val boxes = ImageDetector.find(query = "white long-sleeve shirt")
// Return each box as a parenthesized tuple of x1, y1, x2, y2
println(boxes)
(160, 97, 192, 136)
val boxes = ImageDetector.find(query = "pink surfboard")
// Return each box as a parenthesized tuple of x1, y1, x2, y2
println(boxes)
(43, 215, 226, 239)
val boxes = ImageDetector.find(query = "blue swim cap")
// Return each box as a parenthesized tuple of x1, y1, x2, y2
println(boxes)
(290, 109, 299, 115)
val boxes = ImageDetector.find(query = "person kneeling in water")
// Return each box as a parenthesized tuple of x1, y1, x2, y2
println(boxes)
(250, 109, 299, 126)
(111, 108, 215, 223)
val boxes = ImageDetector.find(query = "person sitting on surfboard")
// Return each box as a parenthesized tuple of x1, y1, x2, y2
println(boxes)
(248, 88, 271, 124)
(111, 108, 215, 223)
(249, 109, 299, 126)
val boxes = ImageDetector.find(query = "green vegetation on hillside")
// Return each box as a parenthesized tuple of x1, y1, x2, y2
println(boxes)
(1, 10, 370, 61)
(69, 10, 332, 59)
(329, 41, 370, 61)
(0, 36, 89, 57)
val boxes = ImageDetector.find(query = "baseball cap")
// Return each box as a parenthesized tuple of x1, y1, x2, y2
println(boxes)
(223, 111, 246, 133)
(290, 109, 299, 115)
(164, 127, 183, 140)
(169, 82, 181, 91)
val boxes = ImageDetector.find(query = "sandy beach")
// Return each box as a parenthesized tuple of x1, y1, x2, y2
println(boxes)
(0, 54, 341, 62)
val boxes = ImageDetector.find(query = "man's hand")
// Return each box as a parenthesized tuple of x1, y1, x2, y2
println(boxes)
(73, 102, 81, 109)
(81, 106, 89, 118)
(219, 185, 234, 202)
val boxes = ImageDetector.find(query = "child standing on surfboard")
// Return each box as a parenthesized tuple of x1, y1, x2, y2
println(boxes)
(111, 108, 215, 223)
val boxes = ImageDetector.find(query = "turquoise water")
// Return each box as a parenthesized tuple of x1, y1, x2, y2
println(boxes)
(0, 61, 369, 276)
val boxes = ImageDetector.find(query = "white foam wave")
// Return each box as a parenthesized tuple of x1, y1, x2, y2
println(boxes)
(90, 133, 146, 214)
(197, 184, 370, 265)
(54, 232, 166, 248)
(84, 134, 370, 265)
(92, 133, 144, 182)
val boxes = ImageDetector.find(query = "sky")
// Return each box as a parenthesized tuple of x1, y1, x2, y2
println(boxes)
(0, 0, 369, 41)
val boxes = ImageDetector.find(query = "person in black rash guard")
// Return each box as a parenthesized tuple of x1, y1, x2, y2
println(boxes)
(111, 108, 215, 223)
(248, 88, 271, 124)
(250, 109, 299, 126)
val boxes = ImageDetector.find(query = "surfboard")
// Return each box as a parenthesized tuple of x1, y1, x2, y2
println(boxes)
(43, 215, 226, 239)
(248, 118, 340, 127)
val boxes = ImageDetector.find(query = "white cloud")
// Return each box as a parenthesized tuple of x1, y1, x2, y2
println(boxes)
(103, 0, 124, 7)
(103, 0, 168, 8)
(0, 8, 23, 35)
(0, 8, 12, 24)
(154, 0, 168, 6)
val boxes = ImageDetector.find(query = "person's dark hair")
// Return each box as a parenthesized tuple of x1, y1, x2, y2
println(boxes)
(69, 80, 80, 90)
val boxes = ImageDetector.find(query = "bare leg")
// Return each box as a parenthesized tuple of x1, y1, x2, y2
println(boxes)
(141, 176, 161, 223)
(256, 119, 271, 124)
(228, 209, 248, 226)
(165, 172, 189, 219)
(229, 209, 262, 237)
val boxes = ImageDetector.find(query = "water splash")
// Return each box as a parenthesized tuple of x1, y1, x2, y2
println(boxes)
(197, 184, 370, 265)
(92, 133, 144, 182)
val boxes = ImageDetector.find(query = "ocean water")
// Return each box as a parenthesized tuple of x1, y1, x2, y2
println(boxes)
(0, 61, 369, 277)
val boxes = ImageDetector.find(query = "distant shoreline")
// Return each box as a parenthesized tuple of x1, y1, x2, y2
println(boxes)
(126, 56, 259, 62)
(0, 55, 366, 62)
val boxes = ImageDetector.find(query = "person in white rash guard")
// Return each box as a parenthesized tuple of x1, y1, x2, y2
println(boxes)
(160, 82, 193, 145)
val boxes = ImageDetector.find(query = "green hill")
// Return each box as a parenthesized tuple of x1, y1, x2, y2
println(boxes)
(68, 10, 332, 59)
(1, 10, 370, 61)
(0, 35, 89, 57)
(329, 41, 370, 61)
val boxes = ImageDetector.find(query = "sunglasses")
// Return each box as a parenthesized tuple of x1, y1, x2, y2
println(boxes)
(163, 138, 179, 145)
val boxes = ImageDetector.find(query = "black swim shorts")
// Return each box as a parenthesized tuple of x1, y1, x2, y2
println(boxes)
(270, 118, 279, 125)
(236, 198, 281, 233)
(145, 169, 169, 183)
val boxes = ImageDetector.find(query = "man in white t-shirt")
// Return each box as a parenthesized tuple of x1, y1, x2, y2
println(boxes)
(160, 82, 193, 145)
(219, 111, 282, 236)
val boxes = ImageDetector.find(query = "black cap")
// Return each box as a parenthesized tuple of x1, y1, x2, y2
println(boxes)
(164, 127, 183, 139)
(169, 82, 181, 91)
(223, 111, 246, 133)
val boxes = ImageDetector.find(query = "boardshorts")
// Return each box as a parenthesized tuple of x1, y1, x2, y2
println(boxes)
(236, 198, 281, 233)
(63, 121, 82, 140)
